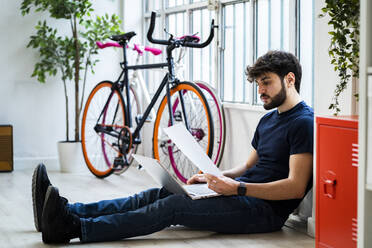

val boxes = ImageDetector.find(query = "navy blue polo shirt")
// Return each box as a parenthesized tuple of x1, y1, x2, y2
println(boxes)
(236, 101, 314, 217)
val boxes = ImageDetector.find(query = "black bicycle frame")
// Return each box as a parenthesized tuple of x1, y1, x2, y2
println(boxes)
(107, 39, 191, 145)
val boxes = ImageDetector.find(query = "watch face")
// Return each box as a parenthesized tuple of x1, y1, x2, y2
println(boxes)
(238, 182, 246, 196)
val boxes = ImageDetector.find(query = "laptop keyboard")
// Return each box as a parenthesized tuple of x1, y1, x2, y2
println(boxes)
(183, 184, 216, 195)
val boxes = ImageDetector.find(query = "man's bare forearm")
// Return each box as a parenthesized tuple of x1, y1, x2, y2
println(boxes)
(244, 179, 306, 200)
(223, 164, 248, 178)
(230, 153, 313, 200)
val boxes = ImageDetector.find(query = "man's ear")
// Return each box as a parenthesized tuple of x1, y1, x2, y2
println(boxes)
(286, 72, 296, 87)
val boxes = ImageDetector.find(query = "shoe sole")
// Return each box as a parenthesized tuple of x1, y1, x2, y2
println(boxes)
(32, 164, 42, 232)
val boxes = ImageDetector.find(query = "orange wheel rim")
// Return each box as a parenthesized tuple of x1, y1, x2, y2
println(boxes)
(81, 82, 126, 177)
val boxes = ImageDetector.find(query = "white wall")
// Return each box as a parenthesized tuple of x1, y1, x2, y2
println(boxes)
(219, 106, 265, 170)
(314, 0, 354, 116)
(0, 0, 123, 170)
(123, 1, 143, 43)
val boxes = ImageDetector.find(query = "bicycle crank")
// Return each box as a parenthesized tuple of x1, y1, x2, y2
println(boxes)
(118, 126, 133, 155)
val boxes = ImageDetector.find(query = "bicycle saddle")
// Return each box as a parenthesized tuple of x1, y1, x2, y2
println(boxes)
(111, 32, 137, 43)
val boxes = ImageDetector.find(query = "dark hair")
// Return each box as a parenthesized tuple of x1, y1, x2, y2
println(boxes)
(245, 50, 302, 93)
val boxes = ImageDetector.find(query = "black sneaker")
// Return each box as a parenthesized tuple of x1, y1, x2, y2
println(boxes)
(32, 163, 51, 232)
(41, 186, 81, 244)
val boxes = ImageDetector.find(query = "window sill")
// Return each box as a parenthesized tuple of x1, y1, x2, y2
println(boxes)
(222, 102, 268, 113)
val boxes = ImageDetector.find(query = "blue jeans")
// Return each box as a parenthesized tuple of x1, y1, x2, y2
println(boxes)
(67, 187, 287, 243)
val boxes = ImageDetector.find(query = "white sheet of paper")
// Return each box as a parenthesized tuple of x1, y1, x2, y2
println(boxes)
(163, 124, 223, 176)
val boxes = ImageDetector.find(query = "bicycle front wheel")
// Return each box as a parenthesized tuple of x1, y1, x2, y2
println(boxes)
(81, 81, 126, 178)
(153, 82, 214, 184)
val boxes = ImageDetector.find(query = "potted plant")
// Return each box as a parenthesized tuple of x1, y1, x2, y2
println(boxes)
(319, 0, 360, 115)
(21, 0, 122, 172)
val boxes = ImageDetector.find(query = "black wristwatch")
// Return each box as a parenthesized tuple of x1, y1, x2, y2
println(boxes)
(237, 182, 247, 196)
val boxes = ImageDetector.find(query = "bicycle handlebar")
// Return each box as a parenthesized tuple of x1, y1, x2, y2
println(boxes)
(147, 11, 217, 48)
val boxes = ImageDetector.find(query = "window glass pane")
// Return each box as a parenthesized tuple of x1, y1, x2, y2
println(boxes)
(299, 0, 313, 106)
(146, 0, 161, 12)
(191, 9, 215, 88)
(234, 4, 244, 102)
(283, 0, 290, 51)
(167, 12, 187, 79)
(256, 0, 290, 53)
(222, 1, 251, 103)
(270, 0, 281, 50)
(244, 2, 253, 104)
(192, 10, 201, 82)
(223, 5, 234, 102)
(168, 0, 187, 8)
(167, 12, 186, 37)
(256, 0, 269, 58)
(255, 0, 270, 104)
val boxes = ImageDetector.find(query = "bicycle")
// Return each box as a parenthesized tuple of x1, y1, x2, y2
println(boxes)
(81, 12, 218, 179)
(96, 38, 226, 180)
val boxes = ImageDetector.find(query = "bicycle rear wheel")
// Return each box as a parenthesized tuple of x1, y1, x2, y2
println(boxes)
(194, 81, 226, 167)
(153, 82, 214, 184)
(81, 81, 126, 178)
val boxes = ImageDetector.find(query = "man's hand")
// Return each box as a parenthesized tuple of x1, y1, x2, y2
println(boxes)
(187, 174, 207, 185)
(205, 174, 240, 196)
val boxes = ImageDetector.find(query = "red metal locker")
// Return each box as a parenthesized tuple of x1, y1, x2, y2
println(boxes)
(316, 116, 358, 248)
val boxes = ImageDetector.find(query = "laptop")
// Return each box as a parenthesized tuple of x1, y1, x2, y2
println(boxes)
(132, 154, 220, 200)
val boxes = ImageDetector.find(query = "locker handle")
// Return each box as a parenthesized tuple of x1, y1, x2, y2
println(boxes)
(324, 179, 335, 185)
(323, 178, 336, 199)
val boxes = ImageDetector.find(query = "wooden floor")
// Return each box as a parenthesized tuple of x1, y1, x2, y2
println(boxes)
(0, 165, 315, 248)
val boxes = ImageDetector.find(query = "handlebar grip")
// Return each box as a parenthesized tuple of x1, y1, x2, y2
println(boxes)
(147, 12, 156, 43)
(147, 12, 169, 45)
(183, 20, 217, 48)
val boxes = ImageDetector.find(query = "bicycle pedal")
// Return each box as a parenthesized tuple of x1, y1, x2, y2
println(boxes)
(113, 164, 129, 172)
(113, 156, 129, 169)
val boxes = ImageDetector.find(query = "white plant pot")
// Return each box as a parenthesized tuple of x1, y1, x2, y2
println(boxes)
(57, 141, 87, 173)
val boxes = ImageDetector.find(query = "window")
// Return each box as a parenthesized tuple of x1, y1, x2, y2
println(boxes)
(143, 0, 313, 106)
